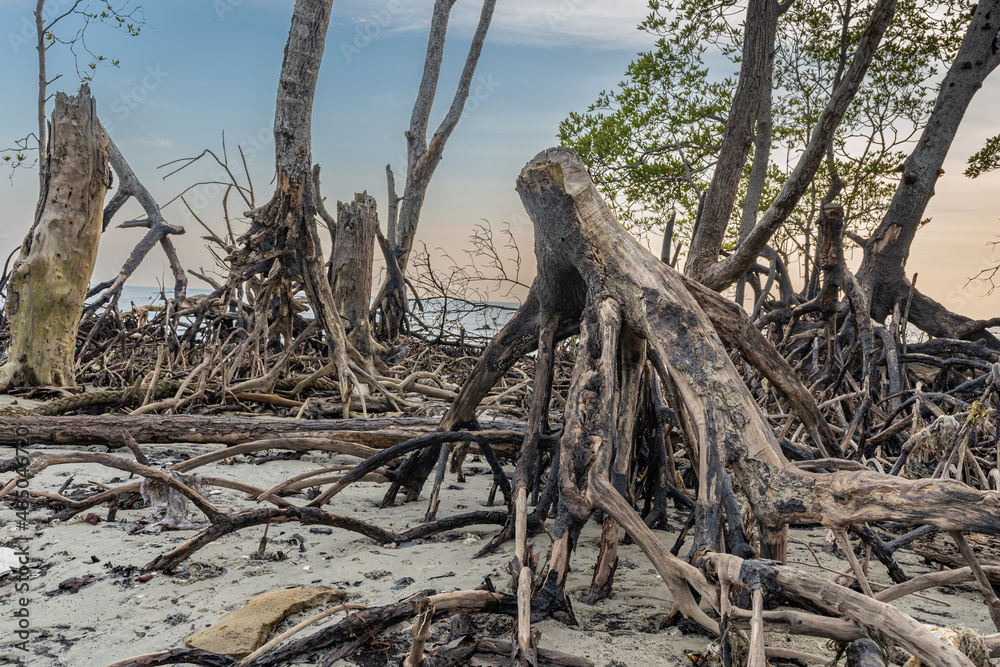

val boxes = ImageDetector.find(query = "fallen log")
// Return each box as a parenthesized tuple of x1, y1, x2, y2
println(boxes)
(0, 415, 524, 450)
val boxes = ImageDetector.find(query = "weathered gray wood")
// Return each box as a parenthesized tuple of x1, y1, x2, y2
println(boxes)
(1, 85, 110, 388)
(385, 163, 399, 246)
(86, 128, 187, 313)
(332, 193, 378, 361)
(369, 0, 496, 338)
(392, 0, 496, 272)
(716, 555, 972, 667)
(273, 0, 330, 183)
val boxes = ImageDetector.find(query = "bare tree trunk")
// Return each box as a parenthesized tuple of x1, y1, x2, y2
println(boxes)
(858, 0, 1000, 328)
(0, 85, 110, 388)
(685, 0, 776, 282)
(370, 0, 496, 338)
(331, 193, 378, 363)
(226, 0, 363, 409)
(34, 0, 46, 189)
(86, 128, 187, 313)
(689, 0, 897, 291)
(393, 0, 496, 272)
(385, 163, 399, 247)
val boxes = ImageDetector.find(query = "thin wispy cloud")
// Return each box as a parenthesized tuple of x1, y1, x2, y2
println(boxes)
(332, 0, 656, 51)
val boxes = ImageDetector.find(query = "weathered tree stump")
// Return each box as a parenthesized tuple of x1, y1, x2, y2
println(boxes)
(390, 147, 1000, 665)
(331, 193, 378, 363)
(0, 85, 110, 389)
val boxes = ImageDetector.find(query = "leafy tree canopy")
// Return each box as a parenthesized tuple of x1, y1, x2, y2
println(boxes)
(559, 0, 969, 267)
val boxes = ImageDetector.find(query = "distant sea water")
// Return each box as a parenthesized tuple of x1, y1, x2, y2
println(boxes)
(115, 285, 212, 307)
(112, 285, 517, 341)
(74, 286, 1000, 347)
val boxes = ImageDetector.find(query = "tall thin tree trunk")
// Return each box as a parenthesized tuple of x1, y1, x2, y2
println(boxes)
(1, 85, 110, 389)
(393, 0, 496, 274)
(685, 0, 776, 283)
(227, 0, 363, 410)
(35, 0, 47, 189)
(858, 0, 1000, 324)
(371, 0, 496, 340)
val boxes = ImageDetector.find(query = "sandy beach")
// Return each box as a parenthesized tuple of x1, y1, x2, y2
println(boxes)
(1, 431, 994, 667)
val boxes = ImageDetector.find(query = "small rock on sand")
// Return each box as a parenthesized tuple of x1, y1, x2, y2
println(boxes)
(184, 585, 345, 657)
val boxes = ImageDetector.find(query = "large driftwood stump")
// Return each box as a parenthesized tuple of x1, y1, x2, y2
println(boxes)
(392, 147, 1000, 665)
(1, 85, 110, 388)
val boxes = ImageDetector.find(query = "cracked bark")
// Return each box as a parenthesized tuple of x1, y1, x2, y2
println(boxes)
(1, 85, 110, 389)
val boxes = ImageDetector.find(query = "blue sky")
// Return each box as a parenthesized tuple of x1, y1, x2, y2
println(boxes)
(1, 0, 1000, 318)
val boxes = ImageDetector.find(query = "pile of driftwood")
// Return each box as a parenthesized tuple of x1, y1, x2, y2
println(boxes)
(3, 148, 1000, 666)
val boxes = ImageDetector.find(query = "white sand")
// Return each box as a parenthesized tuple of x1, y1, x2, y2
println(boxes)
(0, 440, 993, 666)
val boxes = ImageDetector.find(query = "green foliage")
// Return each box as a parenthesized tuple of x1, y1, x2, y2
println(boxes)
(2, 1, 145, 176)
(1, 138, 35, 178)
(44, 1, 145, 84)
(559, 28, 733, 236)
(559, 0, 970, 264)
(965, 134, 1000, 178)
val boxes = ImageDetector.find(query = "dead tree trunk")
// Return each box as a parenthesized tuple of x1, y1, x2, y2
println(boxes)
(858, 0, 1000, 336)
(225, 0, 362, 409)
(0, 85, 110, 389)
(413, 147, 1000, 664)
(392, 0, 496, 271)
(85, 128, 187, 313)
(372, 0, 496, 336)
(331, 193, 378, 364)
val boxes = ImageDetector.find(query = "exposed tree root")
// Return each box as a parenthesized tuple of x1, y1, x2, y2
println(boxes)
(380, 147, 1000, 664)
